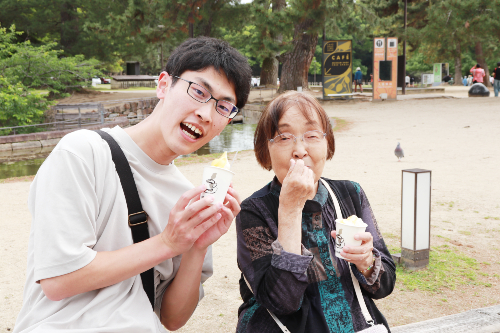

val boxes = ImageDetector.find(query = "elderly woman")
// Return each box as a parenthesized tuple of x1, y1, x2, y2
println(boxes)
(236, 91, 396, 333)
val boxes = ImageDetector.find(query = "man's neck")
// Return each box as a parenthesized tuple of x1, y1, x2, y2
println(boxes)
(124, 104, 178, 166)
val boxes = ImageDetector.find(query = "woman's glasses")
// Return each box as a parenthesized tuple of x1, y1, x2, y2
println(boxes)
(174, 76, 239, 119)
(268, 130, 326, 147)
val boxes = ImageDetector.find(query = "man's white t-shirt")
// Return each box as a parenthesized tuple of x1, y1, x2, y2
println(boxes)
(14, 126, 213, 332)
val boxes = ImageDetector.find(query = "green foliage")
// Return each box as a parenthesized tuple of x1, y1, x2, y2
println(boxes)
(222, 1, 292, 68)
(309, 58, 321, 75)
(0, 25, 101, 95)
(0, 76, 52, 134)
(406, 52, 433, 75)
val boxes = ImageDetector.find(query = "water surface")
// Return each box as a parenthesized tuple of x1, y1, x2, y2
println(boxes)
(0, 123, 256, 180)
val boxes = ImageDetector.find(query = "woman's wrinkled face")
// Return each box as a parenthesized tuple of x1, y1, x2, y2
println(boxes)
(268, 107, 328, 185)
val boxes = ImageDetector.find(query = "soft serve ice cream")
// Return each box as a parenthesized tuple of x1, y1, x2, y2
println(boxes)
(335, 215, 368, 260)
(211, 151, 230, 170)
(336, 215, 367, 227)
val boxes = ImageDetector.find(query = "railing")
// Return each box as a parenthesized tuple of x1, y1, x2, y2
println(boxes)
(0, 103, 106, 136)
(0, 117, 102, 135)
(1, 98, 157, 136)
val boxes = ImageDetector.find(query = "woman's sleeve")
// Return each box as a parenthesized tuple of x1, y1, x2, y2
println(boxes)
(350, 185, 396, 300)
(236, 198, 313, 315)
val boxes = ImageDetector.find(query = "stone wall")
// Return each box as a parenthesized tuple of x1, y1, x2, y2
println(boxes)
(242, 103, 265, 124)
(104, 98, 159, 120)
(0, 118, 129, 153)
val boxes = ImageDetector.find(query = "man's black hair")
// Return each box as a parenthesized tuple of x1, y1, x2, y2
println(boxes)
(476, 63, 481, 68)
(497, 62, 500, 67)
(165, 37, 251, 110)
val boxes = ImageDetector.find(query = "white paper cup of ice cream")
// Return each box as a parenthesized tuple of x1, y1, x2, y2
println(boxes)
(335, 216, 368, 260)
(200, 166, 234, 205)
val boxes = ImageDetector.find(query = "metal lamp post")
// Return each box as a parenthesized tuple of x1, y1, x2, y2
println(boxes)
(401, 168, 432, 270)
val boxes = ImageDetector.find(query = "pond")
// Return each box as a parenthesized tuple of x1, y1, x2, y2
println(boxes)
(0, 123, 257, 180)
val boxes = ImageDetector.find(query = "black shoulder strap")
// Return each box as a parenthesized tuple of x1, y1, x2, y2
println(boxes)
(324, 179, 362, 218)
(345, 181, 362, 217)
(95, 130, 155, 309)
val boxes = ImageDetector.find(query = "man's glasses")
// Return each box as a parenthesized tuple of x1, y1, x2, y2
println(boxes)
(174, 76, 239, 119)
(268, 130, 327, 147)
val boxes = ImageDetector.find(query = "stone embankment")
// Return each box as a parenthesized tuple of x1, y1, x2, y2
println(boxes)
(0, 118, 129, 154)
(0, 97, 266, 155)
(103, 98, 158, 121)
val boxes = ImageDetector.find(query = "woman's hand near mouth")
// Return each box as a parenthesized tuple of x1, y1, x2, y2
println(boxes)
(277, 159, 315, 254)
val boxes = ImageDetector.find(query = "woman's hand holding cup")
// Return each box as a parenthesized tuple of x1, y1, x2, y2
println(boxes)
(331, 230, 374, 277)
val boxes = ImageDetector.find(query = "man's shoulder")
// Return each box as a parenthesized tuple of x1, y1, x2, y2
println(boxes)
(55, 129, 105, 153)
(47, 129, 110, 169)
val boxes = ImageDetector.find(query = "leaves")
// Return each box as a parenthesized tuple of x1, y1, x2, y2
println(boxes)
(0, 76, 52, 134)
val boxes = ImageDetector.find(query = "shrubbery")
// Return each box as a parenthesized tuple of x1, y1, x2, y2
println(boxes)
(0, 76, 53, 135)
(0, 25, 101, 134)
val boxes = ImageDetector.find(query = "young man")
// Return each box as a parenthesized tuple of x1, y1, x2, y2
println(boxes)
(13, 37, 251, 332)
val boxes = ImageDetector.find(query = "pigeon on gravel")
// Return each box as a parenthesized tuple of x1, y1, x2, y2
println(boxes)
(395, 142, 404, 161)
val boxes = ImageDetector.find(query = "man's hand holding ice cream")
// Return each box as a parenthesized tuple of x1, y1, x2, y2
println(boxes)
(331, 215, 374, 277)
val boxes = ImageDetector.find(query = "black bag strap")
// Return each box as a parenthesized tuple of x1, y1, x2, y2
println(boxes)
(95, 130, 155, 309)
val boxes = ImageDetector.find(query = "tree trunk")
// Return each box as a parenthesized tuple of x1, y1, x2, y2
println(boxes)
(279, 19, 318, 93)
(453, 42, 462, 86)
(475, 41, 490, 87)
(259, 0, 286, 87)
(60, 1, 78, 53)
(260, 57, 279, 87)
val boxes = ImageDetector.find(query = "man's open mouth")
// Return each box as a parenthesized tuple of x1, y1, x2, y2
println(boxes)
(180, 122, 203, 140)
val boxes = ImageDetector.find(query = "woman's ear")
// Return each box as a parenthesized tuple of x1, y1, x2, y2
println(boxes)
(156, 71, 171, 99)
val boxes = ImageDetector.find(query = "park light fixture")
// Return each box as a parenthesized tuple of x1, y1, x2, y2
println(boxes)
(400, 168, 432, 270)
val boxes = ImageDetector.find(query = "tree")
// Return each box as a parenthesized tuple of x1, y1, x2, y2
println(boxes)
(0, 28, 101, 95)
(276, 0, 325, 92)
(465, 0, 500, 86)
(419, 0, 471, 85)
(259, 0, 287, 87)
(0, 25, 101, 133)
(220, 1, 290, 86)
(0, 76, 51, 134)
(278, 0, 378, 92)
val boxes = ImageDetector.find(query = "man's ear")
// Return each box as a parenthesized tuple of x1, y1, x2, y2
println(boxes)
(156, 71, 171, 99)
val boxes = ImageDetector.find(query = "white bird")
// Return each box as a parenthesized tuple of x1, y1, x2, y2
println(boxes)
(395, 142, 404, 162)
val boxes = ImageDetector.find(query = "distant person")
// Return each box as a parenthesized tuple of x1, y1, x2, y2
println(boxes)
(370, 73, 373, 87)
(405, 75, 410, 87)
(410, 76, 415, 87)
(467, 75, 473, 86)
(470, 63, 485, 84)
(354, 67, 363, 92)
(493, 62, 500, 97)
(463, 76, 468, 86)
(443, 74, 452, 83)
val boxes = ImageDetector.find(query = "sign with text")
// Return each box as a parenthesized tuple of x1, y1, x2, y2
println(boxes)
(373, 37, 398, 100)
(322, 40, 353, 99)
